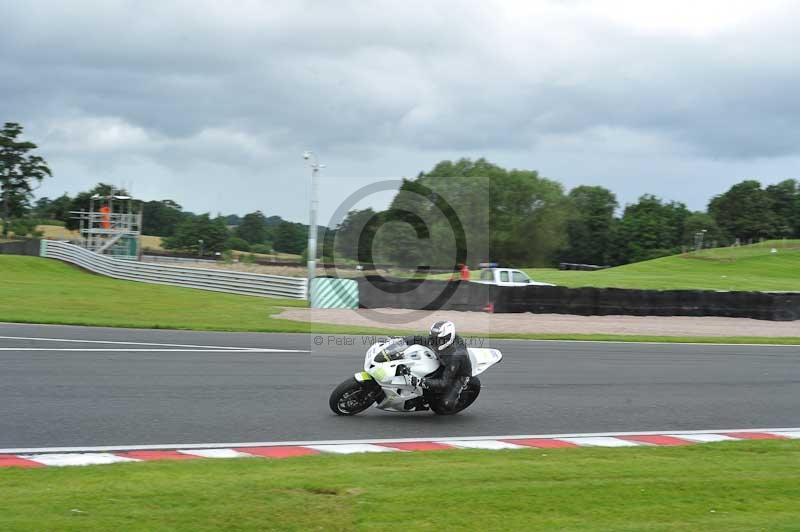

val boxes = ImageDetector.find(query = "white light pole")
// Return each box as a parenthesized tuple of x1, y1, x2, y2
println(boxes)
(303, 150, 324, 299)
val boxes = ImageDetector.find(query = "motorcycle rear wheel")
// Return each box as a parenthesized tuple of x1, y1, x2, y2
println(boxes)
(329, 377, 377, 416)
(429, 377, 481, 415)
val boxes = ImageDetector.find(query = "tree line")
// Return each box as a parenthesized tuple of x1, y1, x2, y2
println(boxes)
(4, 123, 798, 267)
(330, 158, 800, 268)
(29, 184, 310, 256)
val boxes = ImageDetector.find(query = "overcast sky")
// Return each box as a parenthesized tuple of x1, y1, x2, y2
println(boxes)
(2, 0, 799, 225)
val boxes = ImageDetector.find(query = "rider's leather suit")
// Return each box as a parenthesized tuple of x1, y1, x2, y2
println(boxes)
(403, 334, 472, 411)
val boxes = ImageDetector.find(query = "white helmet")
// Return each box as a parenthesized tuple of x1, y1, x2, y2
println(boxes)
(429, 320, 456, 351)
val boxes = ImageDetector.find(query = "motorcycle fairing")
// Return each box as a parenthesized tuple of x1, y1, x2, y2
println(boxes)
(467, 348, 503, 376)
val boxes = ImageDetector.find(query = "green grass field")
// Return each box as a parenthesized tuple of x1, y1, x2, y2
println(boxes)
(522, 240, 800, 291)
(1, 441, 798, 531)
(0, 255, 370, 334)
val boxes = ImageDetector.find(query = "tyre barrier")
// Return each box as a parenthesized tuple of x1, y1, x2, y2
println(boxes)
(0, 238, 40, 256)
(558, 262, 609, 271)
(355, 278, 800, 321)
(358, 276, 492, 312)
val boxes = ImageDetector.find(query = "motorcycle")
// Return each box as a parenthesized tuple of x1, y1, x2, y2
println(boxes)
(329, 337, 503, 415)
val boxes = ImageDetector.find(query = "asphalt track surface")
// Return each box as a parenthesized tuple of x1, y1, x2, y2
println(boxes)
(1, 322, 799, 448)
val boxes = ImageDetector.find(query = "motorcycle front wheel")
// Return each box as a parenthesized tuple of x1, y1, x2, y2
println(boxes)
(329, 377, 378, 416)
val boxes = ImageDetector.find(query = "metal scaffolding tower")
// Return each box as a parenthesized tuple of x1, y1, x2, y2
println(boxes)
(71, 193, 143, 259)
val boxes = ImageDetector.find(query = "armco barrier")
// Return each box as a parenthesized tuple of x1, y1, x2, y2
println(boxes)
(355, 277, 800, 321)
(40, 240, 307, 299)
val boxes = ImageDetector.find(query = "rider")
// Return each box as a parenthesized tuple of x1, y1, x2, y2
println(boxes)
(404, 320, 472, 412)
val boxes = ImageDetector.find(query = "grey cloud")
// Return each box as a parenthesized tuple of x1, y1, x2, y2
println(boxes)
(1, 1, 799, 220)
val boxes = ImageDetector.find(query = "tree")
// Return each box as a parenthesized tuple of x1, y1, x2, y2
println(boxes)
(250, 243, 273, 254)
(765, 179, 799, 237)
(162, 214, 230, 254)
(223, 214, 242, 226)
(333, 208, 380, 262)
(142, 199, 185, 236)
(0, 123, 52, 236)
(235, 211, 271, 244)
(560, 186, 618, 265)
(610, 195, 690, 264)
(9, 218, 43, 238)
(372, 179, 431, 268)
(224, 236, 250, 251)
(682, 212, 725, 249)
(708, 180, 777, 242)
(3, 187, 33, 219)
(487, 165, 568, 267)
(411, 159, 497, 267)
(32, 193, 72, 222)
(273, 221, 307, 254)
(368, 158, 569, 268)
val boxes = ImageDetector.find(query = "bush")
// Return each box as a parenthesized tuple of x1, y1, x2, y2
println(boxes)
(250, 243, 273, 255)
(30, 218, 65, 227)
(162, 214, 229, 254)
(9, 219, 43, 238)
(241, 253, 256, 264)
(225, 236, 250, 252)
(222, 250, 234, 264)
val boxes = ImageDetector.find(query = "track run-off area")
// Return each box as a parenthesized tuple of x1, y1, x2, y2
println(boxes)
(1, 322, 799, 450)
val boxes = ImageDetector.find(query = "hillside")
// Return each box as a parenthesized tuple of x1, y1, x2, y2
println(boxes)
(526, 240, 800, 291)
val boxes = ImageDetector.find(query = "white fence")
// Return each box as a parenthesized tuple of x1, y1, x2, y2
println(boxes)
(40, 240, 307, 300)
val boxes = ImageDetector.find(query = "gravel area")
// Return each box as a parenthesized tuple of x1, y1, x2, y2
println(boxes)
(277, 308, 800, 337)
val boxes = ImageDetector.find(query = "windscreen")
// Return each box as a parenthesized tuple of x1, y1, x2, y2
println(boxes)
(373, 338, 407, 362)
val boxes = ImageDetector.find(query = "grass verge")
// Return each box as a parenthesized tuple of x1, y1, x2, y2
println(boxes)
(0, 255, 381, 334)
(1, 441, 798, 531)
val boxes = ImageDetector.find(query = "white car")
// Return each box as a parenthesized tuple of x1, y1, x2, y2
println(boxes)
(473, 267, 555, 287)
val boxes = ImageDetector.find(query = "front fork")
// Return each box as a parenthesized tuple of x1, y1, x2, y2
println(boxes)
(353, 372, 385, 404)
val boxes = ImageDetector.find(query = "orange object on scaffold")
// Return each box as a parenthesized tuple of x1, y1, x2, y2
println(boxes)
(100, 206, 111, 229)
